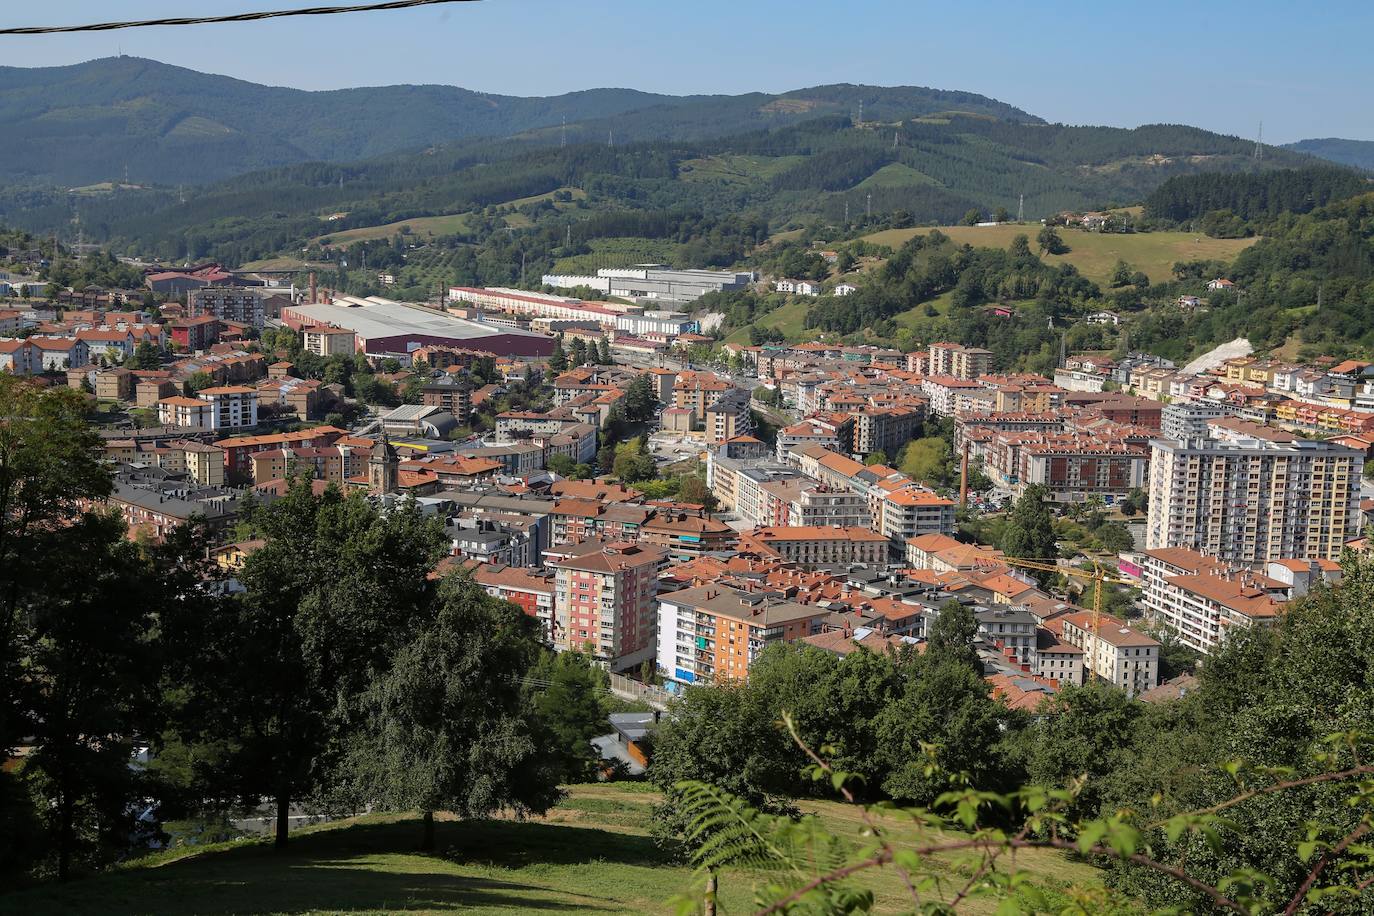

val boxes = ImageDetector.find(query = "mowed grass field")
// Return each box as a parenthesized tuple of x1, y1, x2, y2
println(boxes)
(0, 784, 1115, 915)
(314, 188, 586, 246)
(862, 224, 1258, 286)
(724, 297, 816, 345)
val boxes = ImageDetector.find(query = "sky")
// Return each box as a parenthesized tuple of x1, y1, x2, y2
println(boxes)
(2, 0, 1372, 143)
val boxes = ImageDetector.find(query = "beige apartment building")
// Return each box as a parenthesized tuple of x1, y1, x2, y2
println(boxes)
(1146, 435, 1360, 565)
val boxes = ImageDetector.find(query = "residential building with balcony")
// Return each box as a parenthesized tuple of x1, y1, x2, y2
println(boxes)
(549, 540, 666, 670)
(656, 583, 828, 690)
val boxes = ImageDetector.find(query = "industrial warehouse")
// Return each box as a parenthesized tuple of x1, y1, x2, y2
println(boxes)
(280, 295, 554, 360)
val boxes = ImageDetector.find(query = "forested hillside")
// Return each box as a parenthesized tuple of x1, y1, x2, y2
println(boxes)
(1143, 165, 1370, 223)
(0, 110, 1319, 268)
(0, 58, 1039, 186)
(1283, 137, 1374, 171)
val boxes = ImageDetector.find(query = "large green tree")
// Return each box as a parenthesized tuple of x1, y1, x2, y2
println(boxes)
(526, 649, 610, 783)
(168, 479, 447, 849)
(1001, 484, 1058, 584)
(342, 572, 562, 849)
(17, 513, 160, 880)
(0, 377, 111, 757)
(924, 599, 982, 674)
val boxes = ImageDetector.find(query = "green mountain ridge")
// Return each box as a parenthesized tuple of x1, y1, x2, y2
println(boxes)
(1282, 137, 1374, 171)
(0, 57, 1041, 186)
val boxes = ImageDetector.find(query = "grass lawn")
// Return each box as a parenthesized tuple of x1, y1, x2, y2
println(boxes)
(861, 225, 1258, 286)
(857, 162, 937, 189)
(892, 290, 956, 330)
(315, 189, 585, 246)
(0, 784, 1115, 915)
(724, 297, 816, 345)
(317, 213, 474, 246)
(237, 256, 334, 272)
(677, 154, 803, 185)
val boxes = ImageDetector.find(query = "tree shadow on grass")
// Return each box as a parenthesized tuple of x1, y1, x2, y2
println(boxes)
(437, 818, 667, 869)
(0, 816, 668, 915)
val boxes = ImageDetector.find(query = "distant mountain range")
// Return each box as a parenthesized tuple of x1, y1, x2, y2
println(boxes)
(1282, 138, 1374, 172)
(0, 57, 1041, 186)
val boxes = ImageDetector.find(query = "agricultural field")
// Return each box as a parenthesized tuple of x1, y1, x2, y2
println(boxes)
(723, 296, 817, 345)
(0, 784, 1114, 916)
(314, 188, 586, 246)
(857, 162, 938, 189)
(676, 154, 805, 185)
(317, 213, 474, 246)
(551, 237, 676, 274)
(862, 224, 1258, 286)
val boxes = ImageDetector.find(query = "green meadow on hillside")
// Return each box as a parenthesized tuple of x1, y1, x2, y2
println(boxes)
(0, 784, 1114, 915)
(862, 224, 1257, 286)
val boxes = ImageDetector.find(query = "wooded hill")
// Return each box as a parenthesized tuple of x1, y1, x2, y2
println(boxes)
(0, 106, 1321, 267)
(1283, 137, 1374, 171)
(0, 57, 1040, 186)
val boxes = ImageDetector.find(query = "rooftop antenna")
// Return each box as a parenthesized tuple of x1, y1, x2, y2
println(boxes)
(1017, 193, 1024, 222)
(1254, 121, 1263, 160)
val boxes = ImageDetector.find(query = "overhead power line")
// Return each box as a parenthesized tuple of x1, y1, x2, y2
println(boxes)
(0, 0, 478, 36)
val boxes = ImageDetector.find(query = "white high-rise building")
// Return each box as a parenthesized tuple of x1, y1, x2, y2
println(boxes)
(1146, 434, 1360, 566)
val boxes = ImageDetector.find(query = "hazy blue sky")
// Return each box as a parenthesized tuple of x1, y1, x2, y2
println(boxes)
(3, 0, 1372, 143)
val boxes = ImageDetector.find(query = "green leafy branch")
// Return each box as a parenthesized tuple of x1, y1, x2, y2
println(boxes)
(673, 715, 1374, 915)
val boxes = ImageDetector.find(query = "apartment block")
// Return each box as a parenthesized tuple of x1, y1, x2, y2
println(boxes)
(1059, 611, 1159, 698)
(421, 374, 474, 422)
(656, 583, 828, 690)
(1161, 400, 1235, 442)
(759, 479, 871, 529)
(741, 526, 890, 568)
(639, 511, 738, 561)
(549, 540, 666, 670)
(189, 287, 267, 328)
(928, 342, 992, 380)
(302, 325, 356, 357)
(157, 396, 215, 430)
(1146, 435, 1360, 565)
(473, 564, 556, 644)
(1140, 547, 1290, 654)
(195, 385, 258, 430)
(167, 316, 220, 351)
(705, 388, 753, 444)
(852, 405, 922, 458)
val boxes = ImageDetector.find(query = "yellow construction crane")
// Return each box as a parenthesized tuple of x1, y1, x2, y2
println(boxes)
(997, 556, 1137, 681)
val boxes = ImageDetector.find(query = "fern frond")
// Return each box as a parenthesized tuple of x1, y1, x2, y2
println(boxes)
(675, 780, 802, 874)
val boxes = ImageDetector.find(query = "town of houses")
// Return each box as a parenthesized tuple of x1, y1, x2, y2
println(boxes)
(4, 262, 1373, 712)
